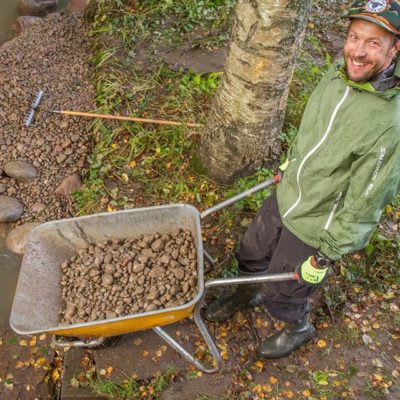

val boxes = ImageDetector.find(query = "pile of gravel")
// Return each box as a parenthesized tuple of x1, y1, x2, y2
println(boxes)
(59, 229, 198, 324)
(0, 13, 94, 224)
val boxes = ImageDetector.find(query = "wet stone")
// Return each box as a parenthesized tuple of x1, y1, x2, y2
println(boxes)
(0, 195, 24, 222)
(5, 222, 40, 254)
(3, 160, 38, 182)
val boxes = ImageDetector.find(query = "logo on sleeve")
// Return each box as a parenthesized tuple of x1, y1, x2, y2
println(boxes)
(365, 146, 386, 197)
(365, 0, 388, 13)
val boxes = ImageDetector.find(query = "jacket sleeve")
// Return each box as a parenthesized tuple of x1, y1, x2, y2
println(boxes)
(319, 128, 400, 261)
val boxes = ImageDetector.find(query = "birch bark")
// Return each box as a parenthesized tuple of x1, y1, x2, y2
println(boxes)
(197, 0, 311, 182)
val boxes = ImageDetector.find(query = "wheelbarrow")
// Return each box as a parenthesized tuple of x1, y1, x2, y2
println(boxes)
(10, 175, 297, 373)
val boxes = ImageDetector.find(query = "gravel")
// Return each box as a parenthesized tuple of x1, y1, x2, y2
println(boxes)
(0, 13, 94, 224)
(59, 229, 198, 324)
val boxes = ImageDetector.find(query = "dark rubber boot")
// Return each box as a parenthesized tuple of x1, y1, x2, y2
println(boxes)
(256, 312, 315, 359)
(204, 267, 267, 322)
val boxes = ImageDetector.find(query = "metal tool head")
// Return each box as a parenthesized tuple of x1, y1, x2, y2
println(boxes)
(24, 90, 44, 127)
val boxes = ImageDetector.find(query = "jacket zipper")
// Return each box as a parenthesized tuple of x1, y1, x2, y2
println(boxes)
(324, 191, 343, 230)
(283, 86, 350, 219)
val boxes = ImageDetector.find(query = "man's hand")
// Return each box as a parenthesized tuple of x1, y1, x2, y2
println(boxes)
(298, 256, 328, 286)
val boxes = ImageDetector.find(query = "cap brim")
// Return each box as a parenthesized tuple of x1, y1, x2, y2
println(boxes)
(349, 14, 400, 37)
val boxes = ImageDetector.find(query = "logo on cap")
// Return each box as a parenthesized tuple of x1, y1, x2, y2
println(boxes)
(365, 0, 388, 13)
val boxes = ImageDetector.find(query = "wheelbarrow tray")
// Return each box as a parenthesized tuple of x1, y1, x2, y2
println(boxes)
(10, 204, 204, 338)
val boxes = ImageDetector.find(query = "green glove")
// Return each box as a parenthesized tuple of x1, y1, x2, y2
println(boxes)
(299, 256, 328, 286)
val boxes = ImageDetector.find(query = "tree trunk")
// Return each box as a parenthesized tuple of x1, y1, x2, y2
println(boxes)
(197, 0, 311, 183)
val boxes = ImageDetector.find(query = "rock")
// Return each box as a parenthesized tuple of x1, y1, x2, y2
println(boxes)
(55, 174, 82, 200)
(31, 202, 46, 214)
(56, 154, 67, 164)
(66, 0, 87, 13)
(5, 222, 40, 254)
(0, 196, 24, 222)
(18, 0, 58, 16)
(11, 16, 41, 35)
(7, 186, 17, 196)
(4, 160, 38, 182)
(0, 184, 6, 194)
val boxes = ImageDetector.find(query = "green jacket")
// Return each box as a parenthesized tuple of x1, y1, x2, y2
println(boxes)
(276, 61, 400, 261)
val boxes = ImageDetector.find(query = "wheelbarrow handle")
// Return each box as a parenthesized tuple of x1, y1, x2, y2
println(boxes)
(200, 175, 280, 220)
(200, 174, 280, 267)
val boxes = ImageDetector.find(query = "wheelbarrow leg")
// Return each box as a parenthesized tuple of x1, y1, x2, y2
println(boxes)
(153, 312, 223, 374)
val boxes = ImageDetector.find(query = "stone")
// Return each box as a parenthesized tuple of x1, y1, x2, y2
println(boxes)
(0, 196, 24, 222)
(55, 174, 82, 200)
(56, 154, 67, 164)
(4, 160, 38, 182)
(7, 186, 17, 196)
(66, 0, 88, 13)
(0, 184, 6, 194)
(18, 0, 58, 17)
(5, 222, 40, 254)
(31, 202, 46, 214)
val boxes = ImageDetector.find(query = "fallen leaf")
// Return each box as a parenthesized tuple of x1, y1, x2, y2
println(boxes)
(390, 304, 399, 312)
(133, 338, 142, 346)
(283, 390, 295, 398)
(106, 366, 113, 375)
(39, 334, 46, 341)
(317, 339, 327, 348)
(372, 322, 380, 329)
(392, 369, 400, 379)
(269, 376, 278, 385)
(29, 337, 37, 347)
(302, 389, 311, 396)
(286, 364, 297, 373)
(52, 369, 60, 382)
(15, 361, 25, 369)
(351, 304, 359, 312)
(70, 377, 80, 388)
(19, 340, 27, 346)
(362, 334, 373, 345)
(99, 369, 107, 376)
(372, 358, 384, 368)
(254, 360, 265, 371)
(253, 384, 262, 393)
(121, 173, 129, 182)
(263, 384, 272, 392)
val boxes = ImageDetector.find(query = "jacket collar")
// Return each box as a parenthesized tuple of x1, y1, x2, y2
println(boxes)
(336, 57, 400, 100)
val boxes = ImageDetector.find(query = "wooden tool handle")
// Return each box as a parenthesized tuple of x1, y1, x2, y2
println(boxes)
(56, 110, 203, 128)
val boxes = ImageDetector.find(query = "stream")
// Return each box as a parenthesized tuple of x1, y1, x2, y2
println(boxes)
(0, 233, 22, 329)
(0, 0, 69, 44)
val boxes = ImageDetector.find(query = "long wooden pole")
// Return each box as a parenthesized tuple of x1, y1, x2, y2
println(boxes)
(50, 110, 203, 128)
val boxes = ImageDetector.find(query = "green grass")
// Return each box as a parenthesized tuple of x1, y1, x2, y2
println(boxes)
(87, 0, 235, 49)
(92, 371, 173, 400)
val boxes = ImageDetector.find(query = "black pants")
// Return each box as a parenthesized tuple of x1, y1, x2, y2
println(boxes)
(235, 191, 318, 323)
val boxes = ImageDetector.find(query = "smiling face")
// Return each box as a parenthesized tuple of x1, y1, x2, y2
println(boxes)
(344, 19, 400, 82)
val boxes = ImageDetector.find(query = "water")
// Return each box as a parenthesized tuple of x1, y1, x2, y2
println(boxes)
(0, 0, 70, 44)
(0, 231, 22, 329)
(0, 0, 19, 44)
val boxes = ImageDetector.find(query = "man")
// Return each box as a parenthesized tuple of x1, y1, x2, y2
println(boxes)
(205, 0, 400, 359)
